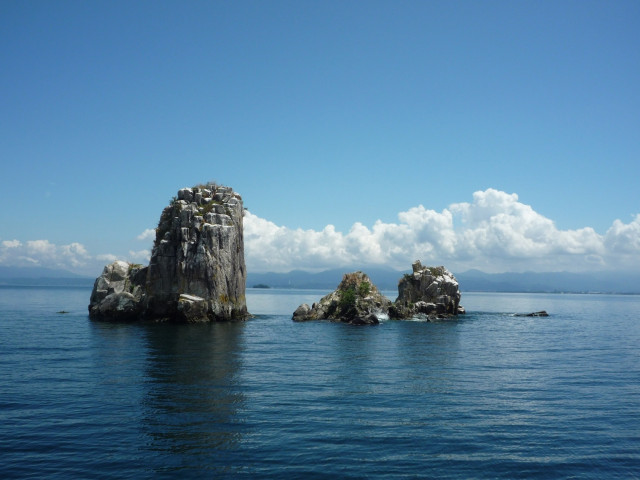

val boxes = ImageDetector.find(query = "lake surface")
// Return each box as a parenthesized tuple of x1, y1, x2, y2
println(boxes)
(1, 286, 639, 479)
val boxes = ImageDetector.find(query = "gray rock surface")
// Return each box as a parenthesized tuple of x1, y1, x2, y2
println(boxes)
(292, 271, 391, 325)
(89, 183, 249, 322)
(293, 261, 464, 323)
(389, 261, 462, 319)
(88, 260, 146, 320)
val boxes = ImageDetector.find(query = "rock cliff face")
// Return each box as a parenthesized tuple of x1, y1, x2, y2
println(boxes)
(292, 261, 464, 324)
(293, 271, 391, 325)
(389, 261, 463, 319)
(89, 183, 249, 322)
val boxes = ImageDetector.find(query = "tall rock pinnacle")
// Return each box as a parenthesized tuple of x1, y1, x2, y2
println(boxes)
(89, 183, 249, 322)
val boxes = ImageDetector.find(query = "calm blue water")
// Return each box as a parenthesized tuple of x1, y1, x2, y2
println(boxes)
(1, 286, 639, 479)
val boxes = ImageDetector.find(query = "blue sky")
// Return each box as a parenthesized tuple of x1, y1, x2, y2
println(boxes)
(1, 0, 638, 275)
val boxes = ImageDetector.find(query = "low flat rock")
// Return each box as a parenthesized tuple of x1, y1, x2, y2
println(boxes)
(515, 310, 549, 317)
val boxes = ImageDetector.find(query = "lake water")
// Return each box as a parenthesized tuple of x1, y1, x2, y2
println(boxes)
(1, 286, 639, 479)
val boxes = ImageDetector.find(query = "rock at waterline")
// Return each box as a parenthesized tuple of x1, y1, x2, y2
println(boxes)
(292, 271, 391, 325)
(515, 311, 549, 317)
(389, 261, 462, 320)
(292, 261, 465, 324)
(88, 183, 249, 322)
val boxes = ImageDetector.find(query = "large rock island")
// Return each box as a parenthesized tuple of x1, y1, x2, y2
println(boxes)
(89, 183, 249, 322)
(293, 261, 464, 324)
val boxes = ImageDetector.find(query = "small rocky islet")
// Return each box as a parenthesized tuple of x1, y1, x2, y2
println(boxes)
(293, 261, 465, 325)
(292, 271, 392, 325)
(88, 183, 467, 323)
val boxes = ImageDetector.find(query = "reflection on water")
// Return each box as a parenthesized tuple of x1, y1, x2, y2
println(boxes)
(390, 320, 461, 396)
(140, 323, 246, 458)
(90, 320, 248, 475)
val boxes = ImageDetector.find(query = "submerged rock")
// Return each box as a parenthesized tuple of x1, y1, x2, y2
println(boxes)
(515, 310, 549, 317)
(292, 271, 391, 325)
(89, 183, 249, 322)
(389, 261, 462, 320)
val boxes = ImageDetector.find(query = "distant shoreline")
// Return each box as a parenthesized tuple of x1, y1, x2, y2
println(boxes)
(1, 281, 638, 295)
(2, 265, 640, 295)
(0, 279, 94, 287)
(2, 281, 638, 295)
(245, 286, 640, 296)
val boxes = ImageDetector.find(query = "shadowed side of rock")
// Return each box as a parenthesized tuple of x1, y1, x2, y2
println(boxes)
(89, 183, 249, 322)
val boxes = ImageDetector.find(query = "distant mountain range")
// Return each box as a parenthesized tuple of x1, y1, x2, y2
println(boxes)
(453, 269, 640, 294)
(0, 266, 94, 286)
(247, 267, 406, 291)
(247, 268, 640, 294)
(2, 266, 638, 294)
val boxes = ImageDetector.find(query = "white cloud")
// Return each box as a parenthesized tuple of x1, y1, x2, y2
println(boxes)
(136, 228, 156, 241)
(60, 242, 90, 267)
(605, 214, 640, 254)
(128, 249, 151, 262)
(2, 239, 21, 248)
(26, 239, 57, 257)
(96, 253, 118, 263)
(447, 189, 606, 261)
(244, 188, 640, 273)
(2, 189, 637, 276)
(0, 239, 151, 275)
(0, 239, 92, 271)
(0, 235, 150, 274)
(243, 214, 350, 271)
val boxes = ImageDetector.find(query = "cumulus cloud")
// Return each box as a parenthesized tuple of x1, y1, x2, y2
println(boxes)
(244, 188, 640, 273)
(1, 189, 637, 275)
(128, 249, 151, 262)
(136, 228, 156, 241)
(448, 190, 606, 263)
(2, 239, 22, 248)
(605, 214, 640, 254)
(60, 242, 90, 267)
(0, 238, 151, 275)
(26, 239, 57, 257)
(0, 239, 91, 271)
(96, 253, 118, 263)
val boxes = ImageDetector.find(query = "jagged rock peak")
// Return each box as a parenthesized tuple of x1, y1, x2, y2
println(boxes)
(293, 271, 391, 325)
(89, 183, 249, 322)
(389, 260, 463, 319)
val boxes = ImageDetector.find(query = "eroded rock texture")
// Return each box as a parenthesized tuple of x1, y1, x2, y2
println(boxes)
(292, 261, 464, 324)
(292, 271, 391, 325)
(89, 183, 248, 322)
(389, 261, 463, 319)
